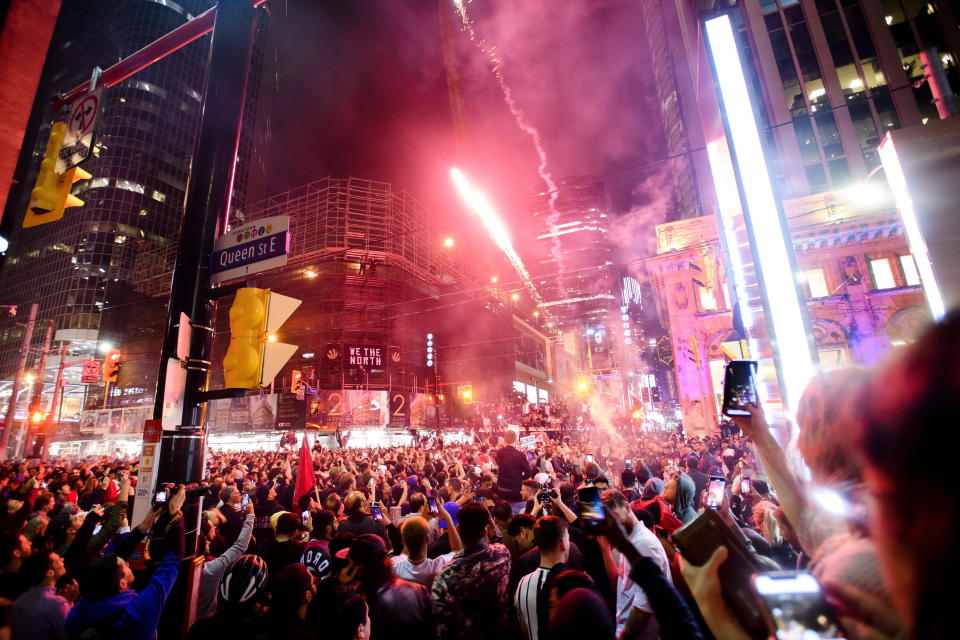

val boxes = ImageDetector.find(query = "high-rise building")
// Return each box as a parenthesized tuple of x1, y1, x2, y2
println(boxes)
(0, 0, 268, 449)
(530, 177, 619, 331)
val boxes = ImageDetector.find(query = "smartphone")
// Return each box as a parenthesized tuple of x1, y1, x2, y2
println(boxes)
(706, 476, 726, 509)
(428, 498, 439, 514)
(92, 523, 102, 535)
(722, 360, 758, 417)
(472, 495, 485, 503)
(241, 492, 250, 509)
(577, 486, 605, 533)
(671, 509, 770, 637)
(752, 571, 847, 639)
(585, 454, 594, 463)
(741, 477, 752, 495)
(370, 504, 383, 521)
(625, 458, 633, 471)
(153, 490, 168, 504)
(302, 510, 311, 525)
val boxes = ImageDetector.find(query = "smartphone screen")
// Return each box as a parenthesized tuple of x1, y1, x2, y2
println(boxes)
(625, 458, 633, 471)
(154, 490, 168, 504)
(472, 495, 485, 503)
(722, 360, 758, 417)
(741, 478, 752, 495)
(302, 510, 311, 525)
(578, 486, 605, 532)
(428, 498, 438, 514)
(92, 524, 103, 535)
(370, 504, 383, 521)
(752, 572, 847, 639)
(585, 454, 594, 463)
(241, 493, 250, 509)
(706, 477, 726, 509)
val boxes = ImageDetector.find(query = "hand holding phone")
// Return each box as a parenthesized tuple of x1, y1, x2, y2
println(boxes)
(705, 476, 726, 510)
(722, 360, 758, 417)
(752, 571, 847, 638)
(740, 477, 752, 495)
(577, 486, 605, 533)
(370, 504, 383, 521)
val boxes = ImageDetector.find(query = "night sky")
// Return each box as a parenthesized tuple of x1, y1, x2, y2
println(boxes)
(265, 0, 663, 254)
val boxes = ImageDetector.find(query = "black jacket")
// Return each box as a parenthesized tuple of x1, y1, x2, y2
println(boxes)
(494, 446, 532, 502)
(367, 578, 436, 640)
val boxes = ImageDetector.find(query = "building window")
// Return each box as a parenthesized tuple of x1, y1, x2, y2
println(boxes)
(899, 254, 921, 286)
(805, 268, 829, 298)
(869, 257, 896, 289)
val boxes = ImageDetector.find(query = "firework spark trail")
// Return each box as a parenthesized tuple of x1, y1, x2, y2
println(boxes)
(452, 0, 565, 288)
(450, 168, 540, 303)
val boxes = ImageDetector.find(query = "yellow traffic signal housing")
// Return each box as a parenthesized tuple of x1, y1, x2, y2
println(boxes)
(23, 122, 91, 228)
(223, 287, 301, 389)
(103, 349, 122, 382)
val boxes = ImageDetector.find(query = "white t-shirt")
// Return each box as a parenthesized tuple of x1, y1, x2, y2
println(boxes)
(514, 566, 550, 640)
(391, 552, 457, 587)
(615, 520, 671, 638)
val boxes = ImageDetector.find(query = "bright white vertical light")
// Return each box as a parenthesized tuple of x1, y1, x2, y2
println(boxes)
(877, 135, 946, 319)
(704, 14, 815, 412)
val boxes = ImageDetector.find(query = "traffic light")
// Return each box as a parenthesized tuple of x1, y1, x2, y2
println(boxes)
(461, 384, 473, 404)
(103, 349, 122, 382)
(31, 411, 44, 424)
(23, 122, 92, 228)
(223, 287, 301, 389)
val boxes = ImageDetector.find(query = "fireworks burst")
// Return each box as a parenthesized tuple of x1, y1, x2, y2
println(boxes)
(451, 0, 565, 287)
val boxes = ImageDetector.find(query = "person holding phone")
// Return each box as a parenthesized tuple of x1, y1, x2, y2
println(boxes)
(216, 486, 245, 547)
(597, 489, 673, 639)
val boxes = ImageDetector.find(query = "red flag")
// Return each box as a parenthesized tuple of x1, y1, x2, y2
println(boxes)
(293, 433, 315, 506)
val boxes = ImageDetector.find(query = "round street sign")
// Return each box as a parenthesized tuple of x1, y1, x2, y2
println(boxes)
(68, 93, 100, 138)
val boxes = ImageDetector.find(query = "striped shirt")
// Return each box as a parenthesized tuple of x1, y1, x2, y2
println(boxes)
(514, 566, 550, 640)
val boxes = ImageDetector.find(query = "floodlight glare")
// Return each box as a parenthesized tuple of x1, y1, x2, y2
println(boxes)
(704, 13, 815, 412)
(878, 135, 946, 319)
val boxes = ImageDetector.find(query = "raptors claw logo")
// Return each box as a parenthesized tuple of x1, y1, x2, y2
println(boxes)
(326, 348, 340, 360)
(390, 351, 401, 363)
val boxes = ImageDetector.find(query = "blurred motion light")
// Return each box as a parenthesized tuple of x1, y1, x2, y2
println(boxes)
(704, 13, 816, 412)
(98, 342, 113, 354)
(878, 133, 946, 319)
(304, 269, 318, 278)
(511, 293, 520, 301)
(23, 373, 35, 384)
(444, 237, 455, 248)
(267, 333, 278, 343)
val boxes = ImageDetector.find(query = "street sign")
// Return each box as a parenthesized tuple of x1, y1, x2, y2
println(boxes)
(59, 88, 102, 172)
(80, 359, 100, 384)
(210, 215, 290, 283)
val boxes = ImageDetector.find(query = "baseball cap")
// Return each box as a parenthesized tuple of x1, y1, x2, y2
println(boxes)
(347, 534, 386, 564)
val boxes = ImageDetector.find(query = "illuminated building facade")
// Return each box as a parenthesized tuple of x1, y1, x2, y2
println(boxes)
(641, 0, 949, 431)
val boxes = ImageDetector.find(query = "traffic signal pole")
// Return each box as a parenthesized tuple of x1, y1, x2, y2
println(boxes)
(153, 0, 258, 433)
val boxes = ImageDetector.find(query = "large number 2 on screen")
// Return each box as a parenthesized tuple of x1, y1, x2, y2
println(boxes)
(392, 394, 405, 417)
(327, 393, 342, 415)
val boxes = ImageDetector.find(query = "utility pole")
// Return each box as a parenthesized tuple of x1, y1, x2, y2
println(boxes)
(1, 302, 37, 459)
(18, 319, 53, 457)
(39, 344, 70, 460)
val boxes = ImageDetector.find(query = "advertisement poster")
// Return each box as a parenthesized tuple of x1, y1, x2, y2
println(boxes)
(208, 395, 278, 434)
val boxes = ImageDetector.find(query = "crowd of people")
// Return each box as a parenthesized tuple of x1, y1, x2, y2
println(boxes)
(0, 312, 956, 639)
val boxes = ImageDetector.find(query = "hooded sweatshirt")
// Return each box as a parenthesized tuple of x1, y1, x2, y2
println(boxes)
(65, 551, 179, 640)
